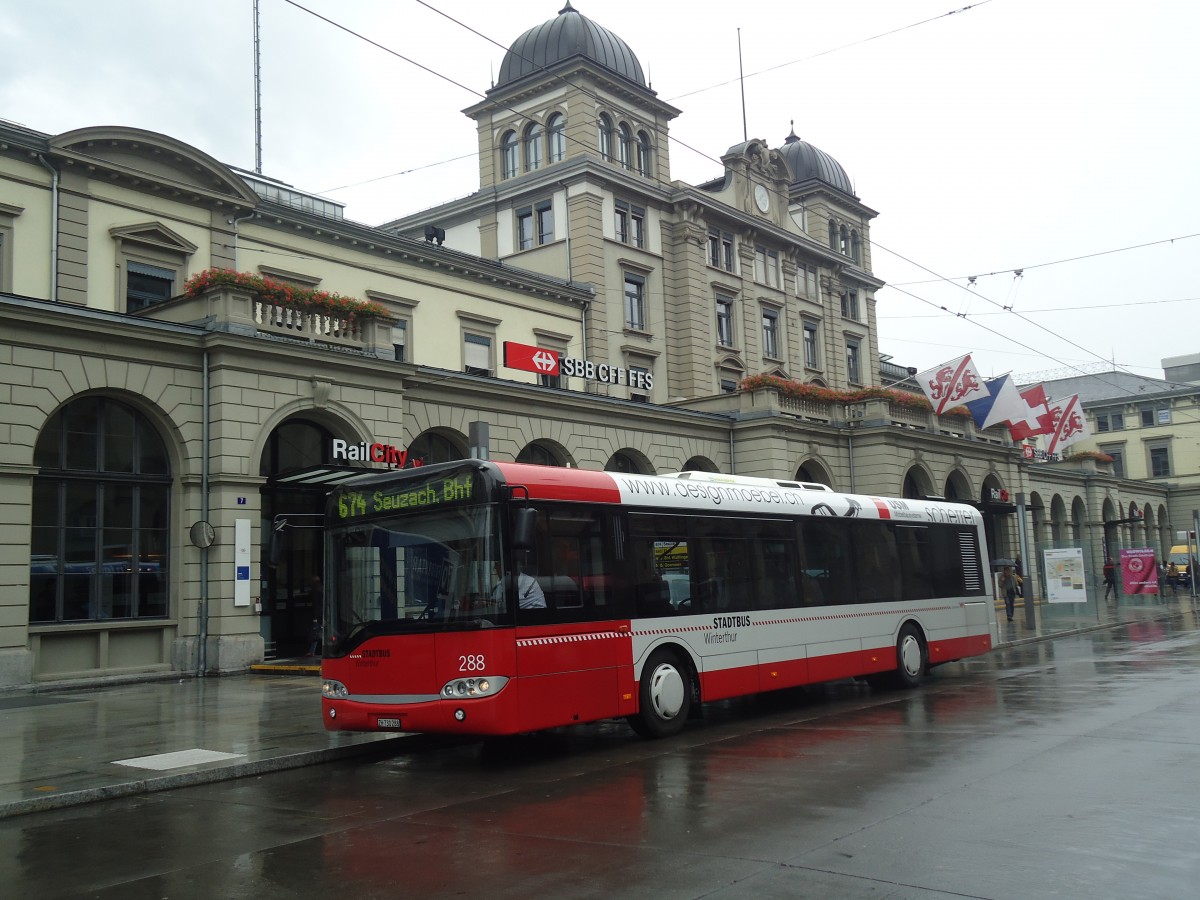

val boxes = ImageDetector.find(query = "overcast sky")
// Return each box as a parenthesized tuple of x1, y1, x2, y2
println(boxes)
(2, 0, 1195, 386)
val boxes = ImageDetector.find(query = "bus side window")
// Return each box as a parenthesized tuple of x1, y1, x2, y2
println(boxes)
(756, 529, 799, 610)
(853, 521, 900, 603)
(799, 518, 853, 607)
(895, 525, 934, 600)
(533, 504, 630, 622)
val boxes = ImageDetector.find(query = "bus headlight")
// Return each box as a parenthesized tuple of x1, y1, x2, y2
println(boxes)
(440, 675, 507, 699)
(322, 679, 349, 699)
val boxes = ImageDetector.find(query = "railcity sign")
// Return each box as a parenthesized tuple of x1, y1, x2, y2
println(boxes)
(331, 439, 420, 468)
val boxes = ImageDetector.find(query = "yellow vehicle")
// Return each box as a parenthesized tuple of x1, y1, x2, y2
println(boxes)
(1168, 545, 1195, 587)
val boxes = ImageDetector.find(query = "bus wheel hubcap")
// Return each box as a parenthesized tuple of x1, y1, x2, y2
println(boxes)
(900, 635, 922, 676)
(649, 664, 685, 720)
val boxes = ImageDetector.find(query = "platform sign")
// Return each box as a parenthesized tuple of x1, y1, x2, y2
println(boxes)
(1042, 547, 1086, 603)
(503, 341, 559, 376)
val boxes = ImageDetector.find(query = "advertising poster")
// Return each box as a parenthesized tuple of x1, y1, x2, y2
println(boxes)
(1042, 547, 1087, 603)
(1120, 548, 1159, 596)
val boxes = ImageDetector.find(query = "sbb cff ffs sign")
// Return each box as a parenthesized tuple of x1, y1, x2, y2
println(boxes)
(503, 341, 559, 376)
(503, 341, 654, 389)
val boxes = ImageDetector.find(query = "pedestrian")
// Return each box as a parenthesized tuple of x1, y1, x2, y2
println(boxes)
(307, 617, 321, 657)
(1167, 562, 1180, 595)
(1014, 553, 1024, 598)
(306, 573, 324, 656)
(1000, 565, 1019, 622)
(1103, 556, 1117, 600)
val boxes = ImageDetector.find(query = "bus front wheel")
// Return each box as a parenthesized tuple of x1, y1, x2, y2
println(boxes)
(629, 648, 691, 739)
(894, 623, 927, 689)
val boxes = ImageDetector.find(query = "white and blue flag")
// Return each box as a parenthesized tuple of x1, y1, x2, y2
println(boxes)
(964, 374, 1029, 431)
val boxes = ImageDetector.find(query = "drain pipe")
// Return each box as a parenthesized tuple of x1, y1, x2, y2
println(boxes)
(198, 349, 211, 675)
(228, 208, 256, 268)
(35, 154, 59, 299)
(845, 405, 857, 492)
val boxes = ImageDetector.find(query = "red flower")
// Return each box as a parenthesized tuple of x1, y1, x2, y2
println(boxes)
(184, 268, 391, 324)
(739, 374, 972, 418)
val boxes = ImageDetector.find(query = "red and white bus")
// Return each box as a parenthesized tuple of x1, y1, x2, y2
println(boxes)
(320, 460, 997, 738)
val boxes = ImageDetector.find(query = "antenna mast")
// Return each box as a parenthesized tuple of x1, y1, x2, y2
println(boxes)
(253, 0, 263, 174)
(737, 28, 747, 142)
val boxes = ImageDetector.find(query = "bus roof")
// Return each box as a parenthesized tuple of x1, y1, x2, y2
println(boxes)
(492, 462, 982, 525)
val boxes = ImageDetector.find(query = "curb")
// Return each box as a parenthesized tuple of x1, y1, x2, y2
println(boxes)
(0, 734, 405, 820)
(249, 663, 321, 675)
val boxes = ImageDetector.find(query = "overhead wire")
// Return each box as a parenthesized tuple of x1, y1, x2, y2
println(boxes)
(888, 233, 1200, 286)
(666, 1, 997, 102)
(872, 240, 1200, 422)
(877, 295, 1200, 318)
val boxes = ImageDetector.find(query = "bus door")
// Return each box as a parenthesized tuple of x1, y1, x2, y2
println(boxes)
(513, 505, 636, 729)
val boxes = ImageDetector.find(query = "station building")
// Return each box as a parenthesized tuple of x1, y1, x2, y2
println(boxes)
(0, 4, 1180, 687)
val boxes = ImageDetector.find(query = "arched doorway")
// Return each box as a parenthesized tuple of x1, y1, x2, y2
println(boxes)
(944, 470, 972, 503)
(259, 418, 337, 657)
(979, 476, 1017, 561)
(902, 465, 933, 500)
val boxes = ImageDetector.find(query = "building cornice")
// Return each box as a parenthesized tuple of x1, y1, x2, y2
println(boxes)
(248, 202, 594, 307)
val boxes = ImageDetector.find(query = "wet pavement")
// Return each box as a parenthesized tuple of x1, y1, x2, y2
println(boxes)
(4, 607, 1200, 898)
(0, 588, 1195, 822)
(0, 670, 401, 818)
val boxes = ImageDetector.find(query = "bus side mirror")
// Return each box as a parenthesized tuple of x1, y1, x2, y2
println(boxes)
(512, 507, 537, 551)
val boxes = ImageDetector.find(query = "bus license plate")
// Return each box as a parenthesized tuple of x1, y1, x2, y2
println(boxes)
(377, 718, 404, 729)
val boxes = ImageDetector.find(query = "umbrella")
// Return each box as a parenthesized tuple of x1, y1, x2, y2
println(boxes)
(991, 558, 1017, 570)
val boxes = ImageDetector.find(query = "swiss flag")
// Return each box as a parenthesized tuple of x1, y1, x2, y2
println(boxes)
(1008, 384, 1055, 441)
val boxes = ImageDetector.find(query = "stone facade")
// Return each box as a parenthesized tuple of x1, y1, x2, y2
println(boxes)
(0, 6, 1184, 687)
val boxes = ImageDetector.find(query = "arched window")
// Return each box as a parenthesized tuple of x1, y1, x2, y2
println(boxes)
(408, 430, 464, 466)
(839, 225, 849, 256)
(636, 130, 652, 177)
(618, 123, 633, 169)
(501, 131, 519, 179)
(598, 114, 613, 162)
(850, 230, 861, 262)
(795, 463, 831, 487)
(547, 114, 566, 163)
(524, 122, 543, 172)
(31, 396, 171, 623)
(828, 219, 837, 250)
(903, 469, 928, 500)
(605, 451, 640, 474)
(517, 442, 563, 467)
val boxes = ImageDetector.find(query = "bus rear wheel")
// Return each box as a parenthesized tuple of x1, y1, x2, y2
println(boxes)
(629, 648, 691, 739)
(894, 623, 927, 689)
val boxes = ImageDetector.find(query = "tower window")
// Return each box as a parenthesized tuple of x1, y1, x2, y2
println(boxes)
(524, 123, 543, 172)
(501, 131, 518, 179)
(548, 114, 566, 163)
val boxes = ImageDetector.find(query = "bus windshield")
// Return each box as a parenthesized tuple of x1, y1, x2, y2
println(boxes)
(324, 503, 510, 655)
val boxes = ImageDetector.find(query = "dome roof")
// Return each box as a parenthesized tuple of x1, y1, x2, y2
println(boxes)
(777, 127, 855, 197)
(496, 2, 646, 90)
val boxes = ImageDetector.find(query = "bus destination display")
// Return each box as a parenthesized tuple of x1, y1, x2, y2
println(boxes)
(336, 472, 476, 519)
